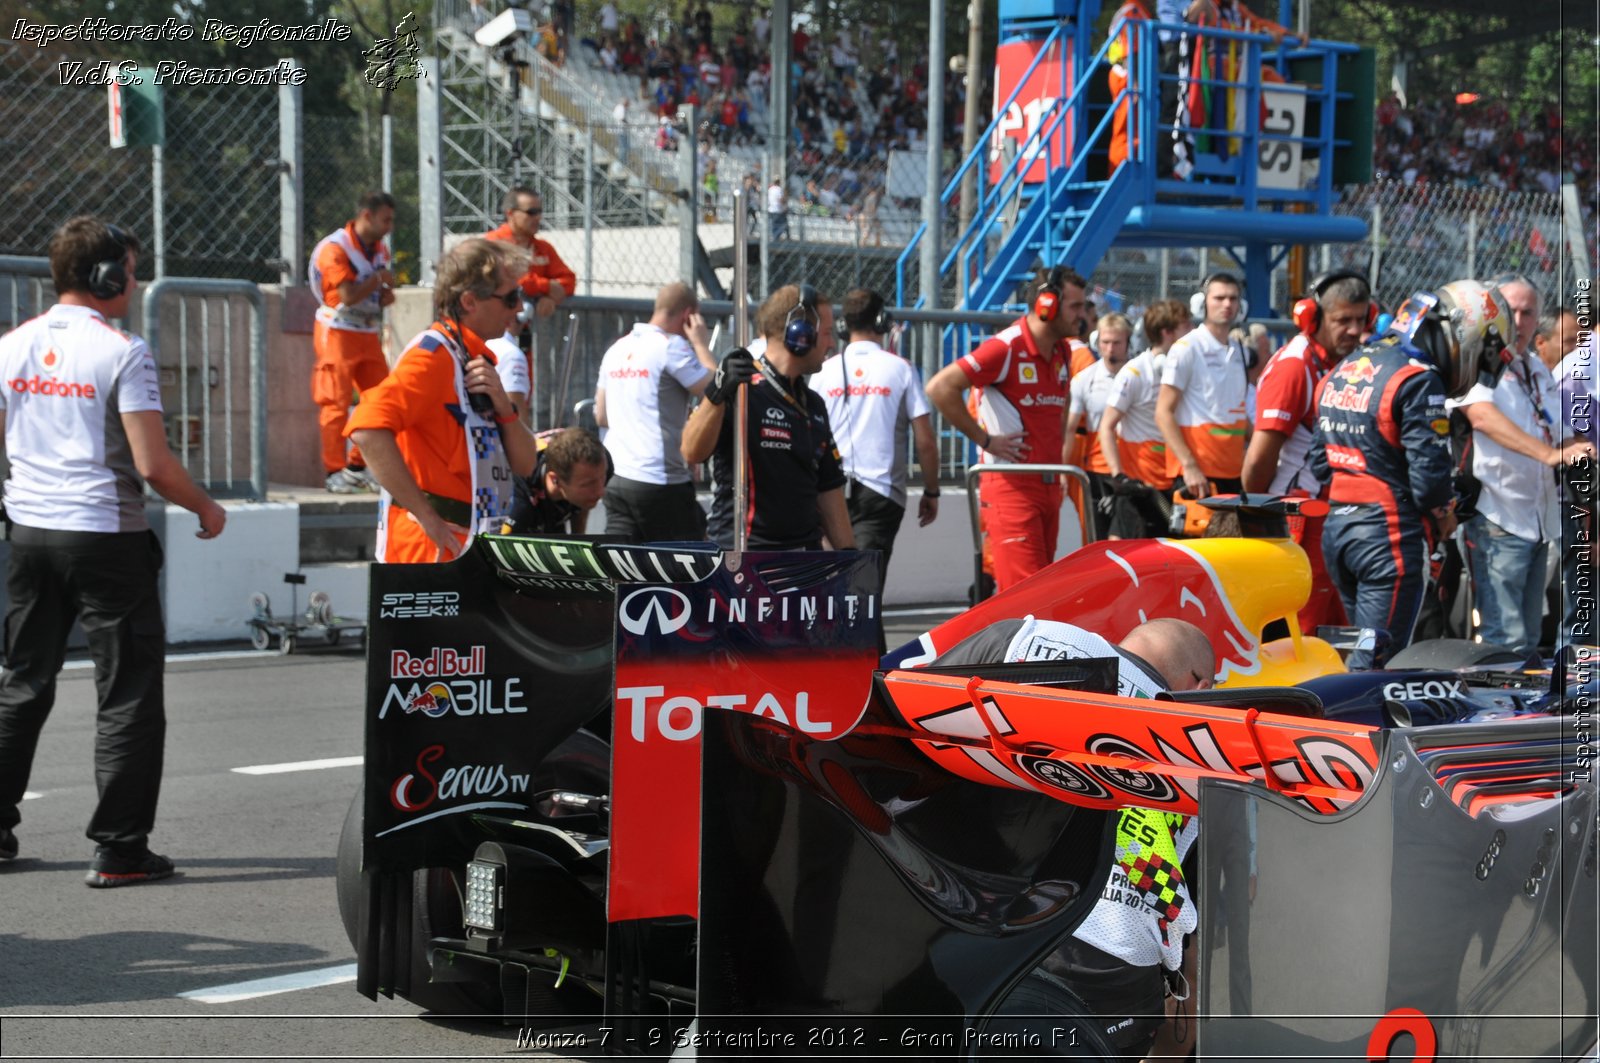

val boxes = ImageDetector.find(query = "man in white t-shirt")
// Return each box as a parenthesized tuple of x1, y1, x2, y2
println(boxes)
(1099, 299, 1189, 537)
(0, 216, 226, 886)
(1446, 274, 1594, 655)
(1066, 312, 1133, 539)
(594, 282, 717, 542)
(813, 288, 940, 596)
(1155, 273, 1250, 498)
(766, 177, 788, 239)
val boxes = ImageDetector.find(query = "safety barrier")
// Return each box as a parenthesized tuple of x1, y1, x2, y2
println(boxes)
(141, 279, 268, 500)
(522, 295, 1016, 479)
(966, 464, 1097, 603)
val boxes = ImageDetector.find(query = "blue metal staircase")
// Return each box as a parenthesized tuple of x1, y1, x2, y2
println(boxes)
(897, 13, 1369, 313)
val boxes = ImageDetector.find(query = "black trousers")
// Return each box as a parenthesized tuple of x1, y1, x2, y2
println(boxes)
(846, 482, 907, 592)
(0, 525, 167, 852)
(602, 476, 708, 543)
(847, 484, 906, 655)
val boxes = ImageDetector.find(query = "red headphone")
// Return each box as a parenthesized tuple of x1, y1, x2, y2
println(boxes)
(1293, 270, 1378, 336)
(1034, 269, 1063, 322)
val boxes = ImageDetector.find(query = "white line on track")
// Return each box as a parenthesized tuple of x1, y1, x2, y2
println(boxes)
(178, 963, 358, 1004)
(882, 606, 963, 618)
(232, 755, 364, 776)
(63, 648, 301, 672)
(22, 791, 42, 800)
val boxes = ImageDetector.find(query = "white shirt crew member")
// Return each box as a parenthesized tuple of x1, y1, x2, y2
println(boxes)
(814, 340, 930, 508)
(488, 332, 530, 402)
(1445, 350, 1561, 541)
(1104, 349, 1168, 484)
(0, 305, 165, 532)
(1068, 357, 1119, 457)
(595, 322, 712, 485)
(1159, 327, 1249, 479)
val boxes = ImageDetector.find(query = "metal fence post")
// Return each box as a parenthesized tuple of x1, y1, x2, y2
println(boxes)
(920, 0, 947, 311)
(584, 126, 595, 296)
(278, 60, 304, 287)
(1466, 211, 1477, 281)
(152, 145, 166, 279)
(678, 104, 697, 288)
(417, 55, 443, 285)
(1369, 201, 1382, 293)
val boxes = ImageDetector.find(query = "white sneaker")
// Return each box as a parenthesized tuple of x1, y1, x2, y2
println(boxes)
(326, 467, 367, 494)
(352, 466, 380, 492)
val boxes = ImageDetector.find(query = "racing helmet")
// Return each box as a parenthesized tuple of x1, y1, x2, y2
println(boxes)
(1386, 279, 1514, 398)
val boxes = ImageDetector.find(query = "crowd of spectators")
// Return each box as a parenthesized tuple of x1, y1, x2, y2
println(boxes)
(547, 3, 1598, 252)
(1374, 93, 1591, 197)
(569, 3, 983, 225)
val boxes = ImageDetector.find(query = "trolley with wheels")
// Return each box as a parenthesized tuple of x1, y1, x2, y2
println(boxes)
(246, 571, 365, 655)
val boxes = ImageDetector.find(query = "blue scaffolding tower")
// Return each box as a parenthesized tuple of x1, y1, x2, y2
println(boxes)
(896, 0, 1371, 318)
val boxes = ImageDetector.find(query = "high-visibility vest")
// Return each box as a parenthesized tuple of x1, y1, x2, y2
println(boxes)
(308, 225, 390, 333)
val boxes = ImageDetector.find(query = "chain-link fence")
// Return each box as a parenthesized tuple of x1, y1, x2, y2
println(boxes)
(1331, 182, 1566, 313)
(0, 39, 284, 281)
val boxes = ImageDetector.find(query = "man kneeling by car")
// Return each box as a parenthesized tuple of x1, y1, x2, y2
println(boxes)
(933, 615, 1214, 1061)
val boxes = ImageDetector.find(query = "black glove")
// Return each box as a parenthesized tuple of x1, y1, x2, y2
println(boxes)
(1096, 491, 1117, 517)
(705, 348, 757, 406)
(1111, 472, 1144, 497)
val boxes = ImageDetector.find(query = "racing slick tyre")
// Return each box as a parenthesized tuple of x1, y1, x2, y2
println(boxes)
(335, 730, 613, 1017)
(334, 784, 500, 1015)
(1385, 637, 1529, 671)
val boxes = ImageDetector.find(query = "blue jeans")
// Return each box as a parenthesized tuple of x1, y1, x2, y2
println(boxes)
(1464, 515, 1548, 656)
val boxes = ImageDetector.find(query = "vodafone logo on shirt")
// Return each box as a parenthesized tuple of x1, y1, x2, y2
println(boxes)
(823, 383, 892, 398)
(8, 374, 97, 399)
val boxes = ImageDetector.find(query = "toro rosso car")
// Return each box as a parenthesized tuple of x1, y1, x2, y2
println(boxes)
(338, 498, 1597, 1059)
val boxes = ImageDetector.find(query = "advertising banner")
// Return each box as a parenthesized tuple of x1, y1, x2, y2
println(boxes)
(362, 535, 719, 873)
(989, 37, 1075, 186)
(608, 551, 880, 922)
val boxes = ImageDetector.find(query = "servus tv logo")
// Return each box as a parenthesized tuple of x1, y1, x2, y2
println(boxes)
(381, 744, 532, 831)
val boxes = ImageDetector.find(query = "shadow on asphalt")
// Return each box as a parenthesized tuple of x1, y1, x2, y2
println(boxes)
(0, 929, 334, 1006)
(0, 855, 336, 886)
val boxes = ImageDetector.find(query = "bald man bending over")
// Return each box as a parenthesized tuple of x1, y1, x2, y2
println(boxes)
(932, 614, 1214, 1062)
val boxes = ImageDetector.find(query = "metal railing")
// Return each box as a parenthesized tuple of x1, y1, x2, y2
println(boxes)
(520, 295, 1017, 479)
(965, 464, 1097, 603)
(141, 280, 268, 500)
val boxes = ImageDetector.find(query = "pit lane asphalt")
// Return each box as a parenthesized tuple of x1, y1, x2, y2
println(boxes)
(0, 608, 958, 1061)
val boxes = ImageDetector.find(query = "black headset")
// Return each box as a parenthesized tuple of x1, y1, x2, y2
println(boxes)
(1190, 271, 1248, 324)
(784, 283, 821, 356)
(86, 224, 132, 300)
(837, 289, 893, 341)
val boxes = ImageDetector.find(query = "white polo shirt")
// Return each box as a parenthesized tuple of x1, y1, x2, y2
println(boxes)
(488, 332, 530, 400)
(814, 340, 929, 507)
(1160, 327, 1249, 478)
(595, 322, 711, 485)
(0, 305, 165, 532)
(1446, 350, 1560, 542)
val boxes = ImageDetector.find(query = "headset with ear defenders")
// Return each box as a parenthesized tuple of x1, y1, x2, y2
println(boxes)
(87, 224, 132, 301)
(1033, 267, 1064, 323)
(1189, 271, 1248, 324)
(784, 283, 821, 356)
(837, 290, 894, 341)
(1291, 269, 1377, 336)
